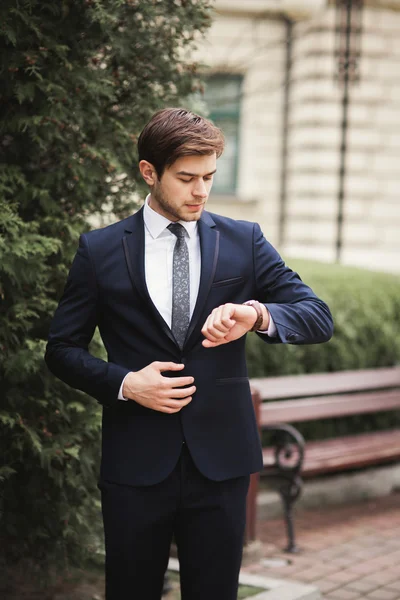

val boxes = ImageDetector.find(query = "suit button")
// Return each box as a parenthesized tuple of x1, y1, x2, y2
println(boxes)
(181, 357, 186, 365)
(287, 333, 298, 341)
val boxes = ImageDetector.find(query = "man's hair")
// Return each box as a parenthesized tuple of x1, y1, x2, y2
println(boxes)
(138, 108, 225, 177)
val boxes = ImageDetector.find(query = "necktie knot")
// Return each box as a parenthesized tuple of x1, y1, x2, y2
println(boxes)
(168, 222, 186, 241)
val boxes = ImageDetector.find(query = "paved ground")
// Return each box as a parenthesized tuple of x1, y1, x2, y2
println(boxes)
(242, 493, 400, 600)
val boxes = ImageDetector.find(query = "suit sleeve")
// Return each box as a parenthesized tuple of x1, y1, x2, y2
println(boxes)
(45, 234, 130, 407)
(253, 223, 334, 345)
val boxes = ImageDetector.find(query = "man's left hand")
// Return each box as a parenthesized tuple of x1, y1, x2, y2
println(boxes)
(201, 303, 269, 348)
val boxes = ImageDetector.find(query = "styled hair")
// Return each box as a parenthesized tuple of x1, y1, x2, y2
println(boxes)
(138, 108, 225, 177)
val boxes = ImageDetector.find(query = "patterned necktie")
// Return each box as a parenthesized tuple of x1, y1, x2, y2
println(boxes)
(167, 223, 190, 349)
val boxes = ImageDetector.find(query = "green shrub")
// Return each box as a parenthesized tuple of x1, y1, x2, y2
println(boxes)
(0, 0, 212, 584)
(246, 259, 400, 442)
(247, 259, 400, 377)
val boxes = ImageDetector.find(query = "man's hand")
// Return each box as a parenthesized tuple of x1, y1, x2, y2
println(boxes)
(202, 303, 270, 348)
(122, 362, 195, 413)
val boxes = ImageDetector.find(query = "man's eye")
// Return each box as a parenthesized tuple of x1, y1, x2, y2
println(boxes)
(180, 178, 192, 183)
(204, 177, 213, 181)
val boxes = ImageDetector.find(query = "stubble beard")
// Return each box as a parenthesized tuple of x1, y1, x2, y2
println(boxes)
(152, 185, 204, 222)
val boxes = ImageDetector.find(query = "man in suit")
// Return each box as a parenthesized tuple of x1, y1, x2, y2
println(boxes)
(45, 108, 333, 600)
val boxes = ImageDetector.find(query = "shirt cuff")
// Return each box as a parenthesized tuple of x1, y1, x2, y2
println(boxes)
(258, 315, 277, 337)
(118, 374, 130, 401)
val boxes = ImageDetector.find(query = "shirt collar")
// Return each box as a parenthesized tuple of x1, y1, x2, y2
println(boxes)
(143, 194, 198, 239)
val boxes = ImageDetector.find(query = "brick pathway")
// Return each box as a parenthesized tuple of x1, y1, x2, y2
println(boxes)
(242, 493, 400, 600)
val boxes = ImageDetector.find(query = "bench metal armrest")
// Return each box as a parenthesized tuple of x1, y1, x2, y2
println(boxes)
(247, 389, 305, 551)
(264, 423, 305, 474)
(262, 424, 305, 552)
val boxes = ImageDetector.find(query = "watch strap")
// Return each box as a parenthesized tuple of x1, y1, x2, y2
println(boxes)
(243, 300, 264, 332)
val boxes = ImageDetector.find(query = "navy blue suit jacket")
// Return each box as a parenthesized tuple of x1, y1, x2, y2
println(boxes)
(45, 208, 333, 486)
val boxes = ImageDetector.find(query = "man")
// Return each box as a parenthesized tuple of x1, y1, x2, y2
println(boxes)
(45, 108, 333, 600)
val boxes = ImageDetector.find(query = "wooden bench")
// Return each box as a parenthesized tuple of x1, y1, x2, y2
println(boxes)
(245, 366, 400, 552)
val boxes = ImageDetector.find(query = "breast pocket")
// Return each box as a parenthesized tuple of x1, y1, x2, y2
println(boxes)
(211, 276, 245, 289)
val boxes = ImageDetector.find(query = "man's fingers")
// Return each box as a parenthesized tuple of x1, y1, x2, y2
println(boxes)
(165, 376, 195, 388)
(202, 338, 227, 348)
(210, 305, 232, 333)
(165, 396, 193, 409)
(202, 304, 236, 341)
(202, 339, 216, 348)
(201, 310, 221, 340)
(161, 396, 193, 414)
(168, 385, 196, 398)
(153, 361, 185, 372)
(127, 363, 195, 412)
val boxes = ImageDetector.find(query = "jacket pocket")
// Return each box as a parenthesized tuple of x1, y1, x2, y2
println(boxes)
(211, 276, 244, 288)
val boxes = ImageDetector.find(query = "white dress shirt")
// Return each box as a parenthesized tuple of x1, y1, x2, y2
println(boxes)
(143, 195, 201, 326)
(118, 195, 275, 399)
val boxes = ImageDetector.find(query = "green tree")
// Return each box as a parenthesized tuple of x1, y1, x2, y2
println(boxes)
(0, 0, 212, 583)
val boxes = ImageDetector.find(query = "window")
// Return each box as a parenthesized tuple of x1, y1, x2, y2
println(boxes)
(203, 74, 243, 195)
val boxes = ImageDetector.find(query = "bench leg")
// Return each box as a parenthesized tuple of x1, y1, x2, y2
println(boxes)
(278, 475, 302, 553)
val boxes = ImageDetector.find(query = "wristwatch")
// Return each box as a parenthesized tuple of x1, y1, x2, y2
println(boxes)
(243, 300, 264, 332)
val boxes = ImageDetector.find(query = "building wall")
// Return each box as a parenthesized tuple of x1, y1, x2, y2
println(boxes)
(195, 2, 400, 273)
(285, 5, 400, 273)
(283, 7, 341, 264)
(343, 7, 400, 272)
(192, 12, 287, 244)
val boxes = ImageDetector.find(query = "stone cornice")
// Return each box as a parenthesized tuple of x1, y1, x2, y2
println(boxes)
(213, 0, 327, 19)
(213, 0, 400, 19)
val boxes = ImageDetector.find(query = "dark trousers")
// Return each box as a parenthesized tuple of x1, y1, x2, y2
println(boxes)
(99, 443, 250, 600)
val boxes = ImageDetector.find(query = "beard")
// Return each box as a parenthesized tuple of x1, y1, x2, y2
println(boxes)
(151, 183, 204, 222)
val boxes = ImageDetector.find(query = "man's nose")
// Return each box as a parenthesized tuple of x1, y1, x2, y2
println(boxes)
(193, 179, 208, 198)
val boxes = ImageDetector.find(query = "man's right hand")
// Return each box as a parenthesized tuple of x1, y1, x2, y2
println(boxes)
(122, 362, 195, 414)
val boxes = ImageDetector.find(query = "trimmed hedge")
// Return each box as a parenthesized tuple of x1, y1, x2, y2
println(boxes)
(246, 260, 400, 441)
(247, 259, 400, 377)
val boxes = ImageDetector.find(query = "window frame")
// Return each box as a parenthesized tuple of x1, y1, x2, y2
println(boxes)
(204, 73, 243, 196)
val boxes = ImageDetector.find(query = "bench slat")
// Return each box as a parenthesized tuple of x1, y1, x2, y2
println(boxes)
(252, 368, 400, 549)
(305, 435, 400, 461)
(252, 366, 400, 401)
(303, 437, 395, 460)
(262, 430, 400, 475)
(260, 389, 400, 425)
(304, 445, 400, 476)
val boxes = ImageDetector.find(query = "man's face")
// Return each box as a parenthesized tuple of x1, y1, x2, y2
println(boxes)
(144, 154, 217, 222)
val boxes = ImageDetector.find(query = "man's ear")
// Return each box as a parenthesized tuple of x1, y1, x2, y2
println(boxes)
(139, 160, 158, 186)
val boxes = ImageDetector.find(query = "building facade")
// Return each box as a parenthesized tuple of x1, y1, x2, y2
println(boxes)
(193, 0, 400, 273)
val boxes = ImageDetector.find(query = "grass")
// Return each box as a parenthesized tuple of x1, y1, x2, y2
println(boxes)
(165, 570, 265, 599)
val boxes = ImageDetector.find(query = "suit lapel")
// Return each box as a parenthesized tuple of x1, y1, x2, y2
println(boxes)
(184, 212, 219, 349)
(122, 208, 219, 352)
(122, 207, 177, 347)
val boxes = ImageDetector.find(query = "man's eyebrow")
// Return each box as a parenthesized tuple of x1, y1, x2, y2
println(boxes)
(176, 170, 217, 177)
